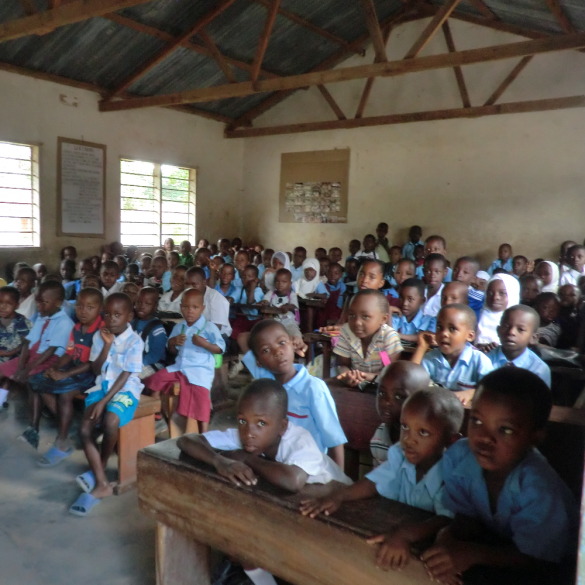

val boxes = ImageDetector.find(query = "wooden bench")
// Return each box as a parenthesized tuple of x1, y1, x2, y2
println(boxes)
(299, 298, 326, 333)
(137, 440, 434, 585)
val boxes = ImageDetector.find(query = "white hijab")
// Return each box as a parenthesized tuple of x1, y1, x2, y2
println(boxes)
(294, 258, 321, 298)
(264, 251, 291, 291)
(476, 274, 520, 345)
(538, 261, 559, 293)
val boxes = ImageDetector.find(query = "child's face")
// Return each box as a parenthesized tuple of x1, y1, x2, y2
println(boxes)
(349, 240, 360, 256)
(376, 224, 388, 239)
(394, 261, 415, 286)
(357, 262, 384, 290)
(409, 227, 422, 243)
(468, 389, 537, 475)
(569, 247, 585, 270)
(219, 240, 230, 254)
(262, 250, 274, 267)
(91, 257, 101, 271)
(235, 252, 249, 273)
(304, 267, 317, 281)
(400, 286, 424, 318)
(536, 298, 560, 325)
(363, 236, 376, 253)
(275, 272, 292, 294)
(140, 257, 152, 272)
(125, 267, 138, 283)
(293, 249, 306, 268)
(180, 241, 192, 255)
(329, 248, 342, 264)
(315, 248, 326, 260)
(327, 264, 343, 285)
(186, 273, 206, 293)
(512, 257, 527, 276)
(560, 241, 576, 264)
(497, 310, 536, 354)
(198, 239, 208, 249)
(101, 252, 111, 263)
(0, 292, 17, 319)
(121, 284, 139, 304)
(424, 259, 447, 288)
(180, 291, 205, 325)
(254, 325, 295, 376)
(34, 264, 48, 280)
(441, 284, 467, 306)
(377, 377, 411, 426)
(82, 275, 101, 289)
(15, 271, 34, 294)
(237, 395, 287, 457)
(272, 257, 285, 271)
(319, 259, 330, 277)
(535, 262, 553, 285)
(486, 280, 508, 312)
(521, 278, 541, 303)
(152, 258, 167, 279)
(210, 257, 223, 272)
(135, 291, 158, 321)
(35, 289, 62, 317)
(63, 247, 76, 261)
(104, 299, 132, 335)
(389, 248, 402, 266)
(60, 261, 74, 281)
(169, 255, 179, 270)
(100, 266, 119, 289)
(498, 245, 512, 262)
(453, 260, 476, 285)
(345, 260, 358, 280)
(220, 265, 235, 286)
(79, 260, 93, 279)
(196, 251, 211, 267)
(435, 308, 475, 356)
(414, 247, 424, 260)
(75, 293, 102, 326)
(242, 267, 258, 287)
(115, 257, 126, 273)
(559, 284, 580, 309)
(424, 238, 445, 257)
(348, 295, 388, 340)
(171, 273, 185, 293)
(164, 239, 174, 251)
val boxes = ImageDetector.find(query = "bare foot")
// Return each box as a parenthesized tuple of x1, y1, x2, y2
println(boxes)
(91, 482, 114, 499)
(54, 438, 71, 452)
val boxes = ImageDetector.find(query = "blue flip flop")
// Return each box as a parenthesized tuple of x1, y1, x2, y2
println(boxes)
(37, 446, 73, 468)
(69, 493, 100, 517)
(76, 471, 96, 493)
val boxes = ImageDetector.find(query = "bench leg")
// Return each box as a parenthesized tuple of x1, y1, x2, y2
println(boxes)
(156, 522, 211, 585)
(210, 364, 229, 407)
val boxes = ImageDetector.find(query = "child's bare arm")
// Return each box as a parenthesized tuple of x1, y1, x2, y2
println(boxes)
(328, 444, 344, 469)
(47, 355, 91, 381)
(14, 339, 30, 373)
(411, 332, 432, 364)
(399, 333, 419, 343)
(306, 293, 327, 300)
(0, 342, 25, 358)
(15, 346, 57, 381)
(92, 329, 114, 375)
(192, 335, 222, 354)
(336, 355, 352, 375)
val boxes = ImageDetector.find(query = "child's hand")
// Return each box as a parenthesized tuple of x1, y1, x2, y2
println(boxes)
(455, 388, 475, 406)
(87, 399, 106, 421)
(216, 458, 257, 487)
(319, 325, 341, 333)
(191, 334, 207, 348)
(417, 331, 434, 349)
(299, 492, 344, 518)
(101, 328, 115, 344)
(258, 300, 269, 307)
(476, 342, 498, 353)
(367, 532, 411, 571)
(336, 370, 366, 388)
(13, 369, 28, 384)
(389, 306, 402, 317)
(291, 336, 308, 358)
(421, 541, 476, 584)
(226, 296, 234, 304)
(174, 334, 187, 347)
(47, 369, 68, 381)
(0, 349, 9, 357)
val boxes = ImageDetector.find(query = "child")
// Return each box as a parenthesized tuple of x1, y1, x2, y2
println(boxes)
(60, 245, 77, 262)
(475, 270, 489, 291)
(233, 249, 250, 287)
(488, 304, 551, 386)
(422, 368, 577, 584)
(347, 238, 361, 260)
(370, 361, 431, 466)
(33, 263, 48, 284)
(440, 281, 468, 306)
(140, 254, 152, 276)
(28, 288, 104, 464)
(392, 278, 431, 343)
(163, 237, 175, 254)
(557, 284, 581, 349)
(390, 258, 416, 300)
(415, 236, 452, 282)
(14, 266, 37, 320)
(178, 240, 194, 267)
(144, 288, 225, 435)
(300, 387, 464, 573)
(343, 257, 359, 295)
(421, 253, 448, 318)
(178, 378, 350, 585)
(487, 243, 513, 275)
(293, 258, 323, 299)
(1, 282, 74, 444)
(90, 255, 101, 273)
(401, 225, 423, 261)
(476, 274, 520, 348)
(386, 246, 403, 278)
(214, 263, 241, 309)
(290, 246, 307, 282)
(230, 265, 264, 341)
(512, 255, 528, 279)
(198, 238, 209, 249)
(121, 282, 139, 305)
(318, 257, 330, 282)
(60, 259, 77, 300)
(241, 320, 346, 466)
(70, 293, 145, 515)
(413, 244, 424, 267)
(315, 247, 327, 260)
(77, 257, 95, 293)
(132, 287, 168, 378)
(114, 255, 127, 282)
(261, 251, 290, 292)
(413, 304, 493, 404)
(217, 238, 233, 264)
(125, 245, 139, 266)
(168, 251, 180, 271)
(328, 247, 342, 264)
(334, 290, 403, 387)
(453, 256, 483, 319)
(125, 263, 142, 286)
(520, 273, 542, 306)
(316, 263, 346, 328)
(535, 260, 559, 293)
(260, 268, 301, 338)
(374, 222, 391, 262)
(158, 271, 185, 314)
(100, 260, 123, 298)
(144, 256, 171, 292)
(354, 234, 379, 260)
(534, 292, 561, 346)
(258, 248, 274, 279)
(560, 244, 585, 286)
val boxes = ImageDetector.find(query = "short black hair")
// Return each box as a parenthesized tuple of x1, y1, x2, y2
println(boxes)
(350, 289, 389, 314)
(328, 262, 343, 273)
(105, 292, 133, 313)
(294, 246, 306, 255)
(16, 266, 36, 282)
(114, 255, 128, 268)
(0, 286, 19, 304)
(401, 277, 425, 297)
(414, 244, 425, 252)
(502, 304, 540, 330)
(363, 234, 376, 242)
(239, 379, 288, 420)
(221, 263, 236, 274)
(424, 253, 447, 269)
(37, 280, 65, 302)
(493, 267, 508, 275)
(475, 368, 552, 430)
(568, 244, 585, 256)
(249, 319, 289, 355)
(275, 268, 292, 280)
(397, 258, 416, 270)
(140, 286, 160, 300)
(169, 251, 180, 260)
(409, 225, 422, 234)
(101, 260, 120, 275)
(186, 266, 206, 279)
(359, 258, 385, 273)
(439, 303, 477, 330)
(455, 256, 479, 272)
(126, 264, 139, 275)
(78, 287, 104, 305)
(513, 255, 528, 263)
(520, 273, 542, 287)
(183, 288, 204, 303)
(404, 387, 465, 436)
(534, 292, 560, 308)
(244, 264, 259, 278)
(61, 258, 76, 272)
(426, 235, 446, 248)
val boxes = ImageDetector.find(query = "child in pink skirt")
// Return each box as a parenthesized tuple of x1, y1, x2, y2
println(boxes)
(144, 288, 225, 435)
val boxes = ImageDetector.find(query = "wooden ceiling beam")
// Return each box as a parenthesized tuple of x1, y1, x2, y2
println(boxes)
(317, 85, 346, 120)
(544, 0, 577, 34)
(99, 31, 585, 112)
(19, 0, 37, 16)
(0, 0, 153, 42)
(483, 55, 533, 106)
(198, 29, 237, 83)
(250, 0, 280, 83)
(442, 21, 470, 108)
(224, 95, 585, 138)
(404, 0, 462, 58)
(359, 0, 388, 62)
(103, 0, 239, 100)
(467, 0, 498, 20)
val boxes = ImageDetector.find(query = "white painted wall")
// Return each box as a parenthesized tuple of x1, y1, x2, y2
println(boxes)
(0, 70, 244, 276)
(241, 18, 585, 268)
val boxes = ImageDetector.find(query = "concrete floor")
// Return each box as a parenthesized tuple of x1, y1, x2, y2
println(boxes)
(0, 377, 246, 585)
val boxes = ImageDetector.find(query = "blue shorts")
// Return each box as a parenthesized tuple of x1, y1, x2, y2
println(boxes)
(85, 383, 139, 428)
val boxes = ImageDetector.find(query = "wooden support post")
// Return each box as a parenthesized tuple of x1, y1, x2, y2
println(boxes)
(250, 0, 281, 83)
(442, 21, 470, 108)
(483, 55, 533, 106)
(544, 0, 577, 34)
(467, 0, 498, 20)
(359, 0, 387, 62)
(198, 29, 237, 83)
(317, 85, 346, 120)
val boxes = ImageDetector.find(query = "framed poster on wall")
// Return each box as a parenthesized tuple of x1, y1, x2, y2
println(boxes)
(57, 137, 106, 237)
(279, 148, 349, 224)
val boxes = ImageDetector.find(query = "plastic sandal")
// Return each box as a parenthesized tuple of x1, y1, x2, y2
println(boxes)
(69, 493, 100, 517)
(76, 470, 96, 494)
(37, 446, 74, 468)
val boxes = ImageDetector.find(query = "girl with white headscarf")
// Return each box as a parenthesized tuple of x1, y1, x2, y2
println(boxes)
(293, 258, 322, 299)
(476, 274, 520, 346)
(263, 251, 291, 292)
(535, 261, 559, 293)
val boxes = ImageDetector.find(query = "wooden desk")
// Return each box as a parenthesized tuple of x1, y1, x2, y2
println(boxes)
(303, 332, 334, 378)
(299, 298, 325, 334)
(138, 440, 433, 585)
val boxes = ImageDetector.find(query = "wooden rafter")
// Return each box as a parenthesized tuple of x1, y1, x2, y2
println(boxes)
(483, 55, 533, 106)
(48, 0, 62, 8)
(359, 0, 388, 62)
(251, 0, 363, 56)
(442, 21, 470, 108)
(467, 0, 498, 20)
(317, 85, 346, 120)
(198, 29, 237, 83)
(99, 31, 585, 112)
(19, 0, 37, 16)
(544, 0, 577, 34)
(250, 0, 281, 83)
(224, 95, 585, 138)
(0, 0, 152, 43)
(404, 0, 462, 58)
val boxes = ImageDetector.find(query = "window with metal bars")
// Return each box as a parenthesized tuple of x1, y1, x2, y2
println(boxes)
(120, 159, 196, 248)
(0, 140, 40, 247)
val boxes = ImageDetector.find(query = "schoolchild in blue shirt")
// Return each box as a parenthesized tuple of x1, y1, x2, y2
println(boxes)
(290, 247, 307, 282)
(233, 249, 251, 287)
(413, 304, 493, 406)
(415, 236, 452, 283)
(301, 388, 465, 572)
(488, 305, 551, 387)
(231, 265, 265, 343)
(242, 319, 346, 468)
(422, 368, 578, 584)
(315, 263, 346, 328)
(392, 278, 432, 343)
(453, 256, 484, 320)
(401, 225, 424, 261)
(425, 281, 470, 333)
(75, 258, 95, 298)
(257, 248, 274, 280)
(60, 259, 77, 301)
(487, 243, 514, 275)
(214, 263, 242, 319)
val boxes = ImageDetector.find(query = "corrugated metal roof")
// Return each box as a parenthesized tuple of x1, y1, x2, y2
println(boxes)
(0, 0, 582, 122)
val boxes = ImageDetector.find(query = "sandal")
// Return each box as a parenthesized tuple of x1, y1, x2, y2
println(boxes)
(18, 426, 39, 450)
(69, 493, 100, 517)
(37, 446, 74, 468)
(76, 470, 96, 493)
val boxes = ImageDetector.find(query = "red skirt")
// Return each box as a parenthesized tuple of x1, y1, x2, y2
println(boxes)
(144, 369, 211, 422)
(230, 314, 259, 339)
(0, 347, 60, 379)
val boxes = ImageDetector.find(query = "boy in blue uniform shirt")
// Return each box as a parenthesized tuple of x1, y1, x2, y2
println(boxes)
(392, 278, 432, 343)
(242, 319, 346, 468)
(422, 368, 577, 584)
(487, 242, 514, 275)
(453, 256, 484, 319)
(488, 305, 551, 387)
(415, 236, 453, 283)
(401, 225, 424, 261)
